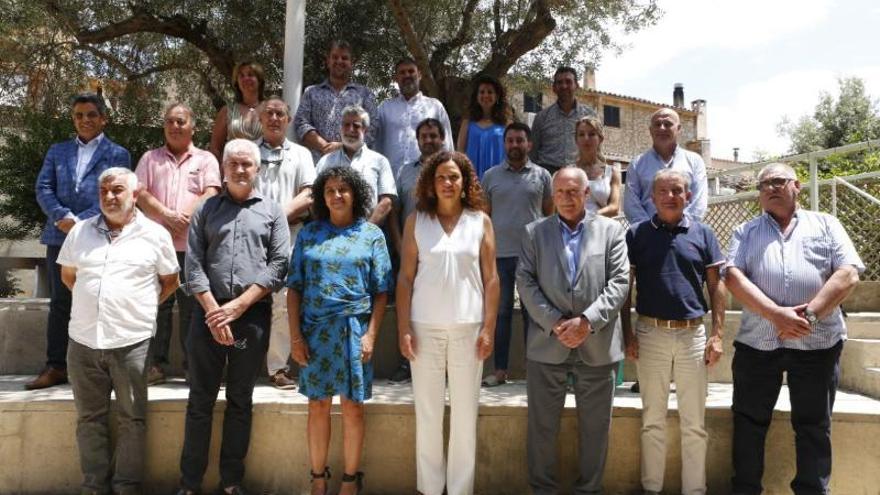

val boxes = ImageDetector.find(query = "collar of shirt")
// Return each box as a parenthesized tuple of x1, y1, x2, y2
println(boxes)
(503, 159, 535, 172)
(397, 91, 424, 105)
(220, 186, 264, 204)
(762, 208, 801, 236)
(338, 144, 367, 163)
(162, 142, 194, 164)
(318, 78, 358, 93)
(649, 145, 681, 167)
(94, 210, 140, 241)
(650, 214, 690, 231)
(76, 133, 104, 149)
(554, 100, 580, 116)
(257, 137, 292, 152)
(557, 212, 587, 237)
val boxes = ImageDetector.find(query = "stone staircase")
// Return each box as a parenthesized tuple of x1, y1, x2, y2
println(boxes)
(841, 315, 880, 399)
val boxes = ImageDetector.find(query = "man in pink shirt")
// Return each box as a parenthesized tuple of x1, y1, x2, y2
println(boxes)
(135, 102, 222, 384)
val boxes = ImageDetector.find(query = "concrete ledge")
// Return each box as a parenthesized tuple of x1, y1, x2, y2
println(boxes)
(1, 376, 879, 494)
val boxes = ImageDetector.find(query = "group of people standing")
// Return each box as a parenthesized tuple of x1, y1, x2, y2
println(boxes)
(28, 37, 864, 495)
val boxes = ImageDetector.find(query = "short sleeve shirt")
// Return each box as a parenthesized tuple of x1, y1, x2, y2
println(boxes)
(627, 216, 724, 320)
(135, 144, 221, 251)
(315, 145, 397, 208)
(482, 160, 552, 257)
(255, 137, 317, 243)
(57, 213, 179, 349)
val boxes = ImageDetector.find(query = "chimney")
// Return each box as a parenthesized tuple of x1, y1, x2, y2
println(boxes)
(673, 83, 684, 107)
(733, 147, 740, 162)
(692, 99, 708, 139)
(584, 65, 596, 91)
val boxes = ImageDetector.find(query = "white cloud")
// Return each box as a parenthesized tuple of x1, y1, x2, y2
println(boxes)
(710, 65, 880, 161)
(599, 0, 832, 87)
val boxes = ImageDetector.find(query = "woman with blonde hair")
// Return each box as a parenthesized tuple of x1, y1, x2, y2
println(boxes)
(209, 61, 266, 160)
(575, 115, 622, 217)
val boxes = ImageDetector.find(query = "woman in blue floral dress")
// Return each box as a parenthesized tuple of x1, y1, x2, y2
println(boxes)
(287, 166, 391, 495)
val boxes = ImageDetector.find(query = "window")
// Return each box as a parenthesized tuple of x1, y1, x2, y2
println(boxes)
(603, 105, 620, 128)
(524, 93, 543, 113)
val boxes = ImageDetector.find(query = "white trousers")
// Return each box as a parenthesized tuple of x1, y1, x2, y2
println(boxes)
(636, 320, 708, 495)
(410, 322, 483, 495)
(265, 289, 289, 375)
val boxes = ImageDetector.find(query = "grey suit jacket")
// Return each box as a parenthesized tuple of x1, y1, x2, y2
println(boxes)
(516, 213, 629, 366)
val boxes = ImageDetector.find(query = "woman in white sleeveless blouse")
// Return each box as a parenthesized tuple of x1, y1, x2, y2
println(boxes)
(209, 61, 265, 161)
(575, 116, 622, 218)
(397, 151, 499, 495)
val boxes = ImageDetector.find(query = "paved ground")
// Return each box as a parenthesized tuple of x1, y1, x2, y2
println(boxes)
(3, 375, 879, 419)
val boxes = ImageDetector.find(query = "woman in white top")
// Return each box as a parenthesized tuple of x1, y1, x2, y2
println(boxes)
(397, 150, 499, 495)
(575, 115, 622, 217)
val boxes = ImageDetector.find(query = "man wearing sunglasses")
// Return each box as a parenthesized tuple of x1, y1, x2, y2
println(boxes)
(724, 163, 864, 495)
(31, 92, 131, 390)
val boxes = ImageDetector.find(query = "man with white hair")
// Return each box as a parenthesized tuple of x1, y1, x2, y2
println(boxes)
(622, 168, 726, 495)
(725, 163, 863, 495)
(517, 166, 629, 494)
(624, 108, 708, 224)
(177, 139, 289, 495)
(57, 167, 179, 494)
(135, 102, 221, 385)
(316, 104, 396, 226)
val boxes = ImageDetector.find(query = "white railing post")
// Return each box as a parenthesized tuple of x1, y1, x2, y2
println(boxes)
(809, 155, 819, 211)
(831, 179, 837, 216)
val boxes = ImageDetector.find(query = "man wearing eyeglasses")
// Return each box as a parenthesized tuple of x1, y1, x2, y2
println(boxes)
(724, 163, 864, 495)
(254, 96, 316, 390)
(623, 108, 708, 225)
(31, 92, 132, 390)
(135, 102, 221, 385)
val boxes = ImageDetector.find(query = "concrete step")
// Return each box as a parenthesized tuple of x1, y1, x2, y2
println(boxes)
(841, 365, 880, 400)
(2, 376, 880, 495)
(846, 313, 880, 339)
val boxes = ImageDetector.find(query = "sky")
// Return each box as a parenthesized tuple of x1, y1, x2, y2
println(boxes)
(596, 0, 880, 162)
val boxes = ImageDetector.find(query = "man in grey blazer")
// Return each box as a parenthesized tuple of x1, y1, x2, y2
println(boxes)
(517, 166, 630, 494)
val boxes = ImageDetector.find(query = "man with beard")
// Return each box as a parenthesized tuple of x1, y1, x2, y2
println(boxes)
(58, 167, 179, 494)
(294, 40, 378, 164)
(529, 67, 597, 175)
(254, 96, 316, 390)
(374, 58, 453, 176)
(480, 122, 553, 387)
(315, 105, 396, 227)
(135, 102, 221, 385)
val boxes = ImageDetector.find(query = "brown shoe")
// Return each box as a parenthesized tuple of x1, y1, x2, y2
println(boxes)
(269, 370, 296, 390)
(25, 367, 68, 390)
(147, 365, 166, 386)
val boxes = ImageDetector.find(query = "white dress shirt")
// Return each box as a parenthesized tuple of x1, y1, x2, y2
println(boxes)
(374, 92, 453, 175)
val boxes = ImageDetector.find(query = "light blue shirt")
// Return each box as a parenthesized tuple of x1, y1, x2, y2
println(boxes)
(726, 209, 865, 351)
(373, 92, 453, 175)
(558, 213, 587, 286)
(75, 133, 104, 188)
(623, 145, 707, 224)
(315, 144, 397, 208)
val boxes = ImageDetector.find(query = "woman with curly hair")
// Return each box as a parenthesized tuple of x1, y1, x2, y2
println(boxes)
(397, 151, 500, 495)
(286, 166, 391, 495)
(210, 61, 266, 160)
(456, 75, 513, 178)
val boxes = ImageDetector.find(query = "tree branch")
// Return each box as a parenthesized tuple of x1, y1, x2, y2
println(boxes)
(430, 0, 480, 72)
(386, 0, 440, 97)
(482, 0, 556, 76)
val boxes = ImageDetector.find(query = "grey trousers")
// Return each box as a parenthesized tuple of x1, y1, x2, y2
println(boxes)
(67, 338, 150, 495)
(527, 353, 617, 495)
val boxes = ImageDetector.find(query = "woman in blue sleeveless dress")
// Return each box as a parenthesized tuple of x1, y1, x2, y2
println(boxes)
(287, 166, 392, 495)
(456, 75, 513, 179)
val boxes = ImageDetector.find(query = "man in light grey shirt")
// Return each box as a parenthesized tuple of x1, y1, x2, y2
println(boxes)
(529, 67, 597, 175)
(254, 96, 316, 389)
(481, 122, 553, 387)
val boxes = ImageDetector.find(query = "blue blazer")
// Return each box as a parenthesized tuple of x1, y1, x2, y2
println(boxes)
(35, 136, 131, 246)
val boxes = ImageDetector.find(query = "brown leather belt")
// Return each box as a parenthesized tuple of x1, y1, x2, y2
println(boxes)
(637, 315, 703, 329)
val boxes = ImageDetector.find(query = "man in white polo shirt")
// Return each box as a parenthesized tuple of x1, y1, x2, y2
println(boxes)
(57, 167, 180, 495)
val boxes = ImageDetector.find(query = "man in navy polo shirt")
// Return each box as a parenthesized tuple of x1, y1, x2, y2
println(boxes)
(622, 169, 726, 495)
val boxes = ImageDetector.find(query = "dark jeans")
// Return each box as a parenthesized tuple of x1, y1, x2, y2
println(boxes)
(67, 338, 150, 495)
(494, 257, 529, 371)
(149, 252, 193, 369)
(731, 340, 843, 495)
(179, 301, 271, 491)
(46, 244, 72, 369)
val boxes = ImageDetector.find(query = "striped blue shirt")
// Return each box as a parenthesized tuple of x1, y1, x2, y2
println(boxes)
(726, 209, 865, 350)
(558, 214, 587, 286)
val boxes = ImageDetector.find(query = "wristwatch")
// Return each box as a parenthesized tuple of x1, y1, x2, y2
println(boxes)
(804, 308, 819, 326)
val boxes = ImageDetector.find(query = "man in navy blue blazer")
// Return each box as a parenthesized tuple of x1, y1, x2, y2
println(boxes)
(29, 93, 131, 390)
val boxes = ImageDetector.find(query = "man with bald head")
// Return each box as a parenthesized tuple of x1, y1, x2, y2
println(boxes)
(624, 108, 708, 225)
(517, 166, 629, 494)
(136, 102, 221, 384)
(725, 163, 863, 495)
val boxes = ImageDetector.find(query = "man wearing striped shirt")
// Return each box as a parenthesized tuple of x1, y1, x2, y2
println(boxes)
(724, 163, 864, 495)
